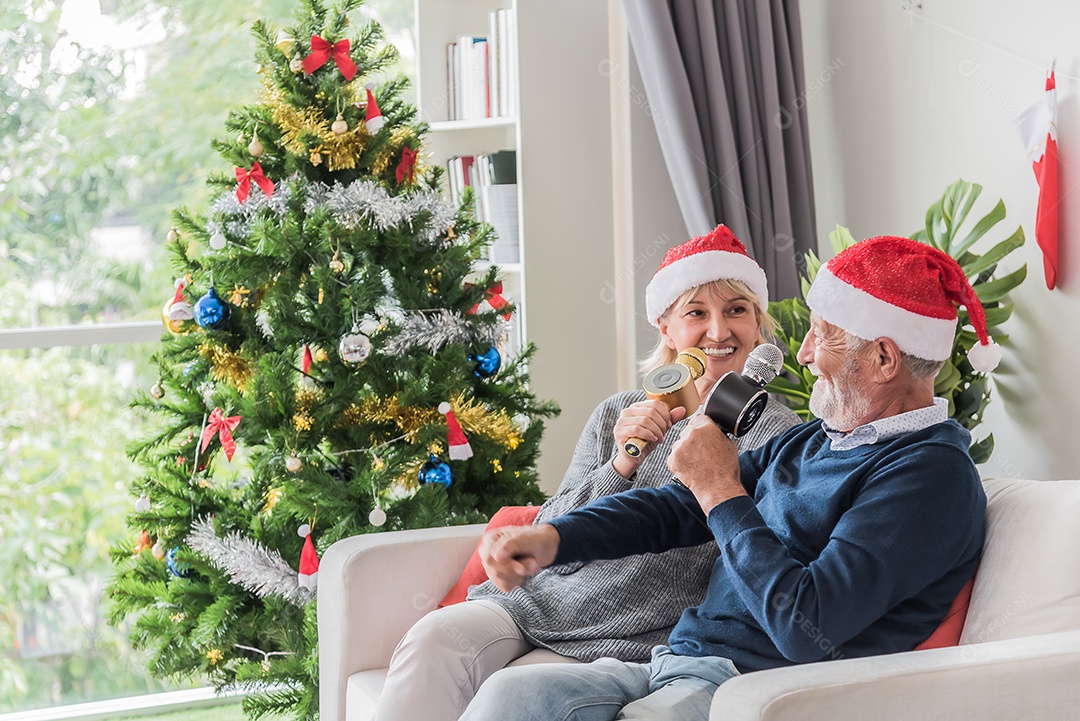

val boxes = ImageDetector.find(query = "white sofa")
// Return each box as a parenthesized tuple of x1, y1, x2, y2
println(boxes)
(318, 477, 1080, 720)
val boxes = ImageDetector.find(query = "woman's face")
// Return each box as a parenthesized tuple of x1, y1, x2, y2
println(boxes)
(658, 285, 761, 395)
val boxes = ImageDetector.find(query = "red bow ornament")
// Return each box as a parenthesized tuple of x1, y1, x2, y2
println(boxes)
(235, 162, 275, 203)
(200, 407, 242, 461)
(302, 35, 358, 81)
(469, 282, 513, 320)
(396, 146, 418, 185)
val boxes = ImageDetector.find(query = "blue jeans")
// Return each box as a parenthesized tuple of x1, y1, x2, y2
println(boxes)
(459, 646, 740, 721)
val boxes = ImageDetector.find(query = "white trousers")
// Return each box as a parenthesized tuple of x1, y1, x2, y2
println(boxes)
(373, 600, 534, 721)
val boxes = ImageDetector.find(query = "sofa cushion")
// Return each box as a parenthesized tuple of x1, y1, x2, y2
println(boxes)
(961, 477, 1080, 645)
(915, 577, 974, 650)
(438, 505, 542, 607)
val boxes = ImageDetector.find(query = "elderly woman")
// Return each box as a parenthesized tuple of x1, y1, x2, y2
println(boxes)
(374, 225, 801, 721)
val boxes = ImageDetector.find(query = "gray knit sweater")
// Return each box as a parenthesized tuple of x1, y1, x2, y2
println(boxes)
(467, 390, 801, 662)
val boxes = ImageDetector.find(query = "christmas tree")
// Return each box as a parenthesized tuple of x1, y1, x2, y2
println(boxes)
(107, 1, 557, 718)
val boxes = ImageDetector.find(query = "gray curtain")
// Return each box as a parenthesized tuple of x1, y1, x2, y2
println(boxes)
(623, 0, 816, 300)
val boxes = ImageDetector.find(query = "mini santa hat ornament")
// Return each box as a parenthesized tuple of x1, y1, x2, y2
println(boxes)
(364, 83, 384, 134)
(805, 236, 1001, 372)
(439, 401, 473, 460)
(645, 225, 769, 327)
(297, 524, 319, 590)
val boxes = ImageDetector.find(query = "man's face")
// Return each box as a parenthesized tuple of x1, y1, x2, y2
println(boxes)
(796, 313, 872, 432)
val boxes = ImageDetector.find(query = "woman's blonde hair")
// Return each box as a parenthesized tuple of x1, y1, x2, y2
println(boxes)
(638, 278, 777, 377)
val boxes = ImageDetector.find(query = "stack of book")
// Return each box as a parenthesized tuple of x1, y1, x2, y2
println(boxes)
(446, 8, 517, 121)
(446, 150, 518, 264)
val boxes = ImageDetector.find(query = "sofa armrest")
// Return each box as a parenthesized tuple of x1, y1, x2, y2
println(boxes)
(713, 629, 1080, 721)
(318, 524, 485, 721)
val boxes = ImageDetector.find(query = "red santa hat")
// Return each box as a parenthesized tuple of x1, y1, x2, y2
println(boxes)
(364, 83, 385, 134)
(438, 402, 473, 461)
(644, 225, 769, 327)
(297, 524, 319, 590)
(805, 236, 1001, 372)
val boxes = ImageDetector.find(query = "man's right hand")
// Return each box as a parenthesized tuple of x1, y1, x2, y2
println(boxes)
(477, 524, 561, 592)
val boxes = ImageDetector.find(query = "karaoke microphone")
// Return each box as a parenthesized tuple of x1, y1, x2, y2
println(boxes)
(623, 347, 707, 458)
(700, 343, 784, 437)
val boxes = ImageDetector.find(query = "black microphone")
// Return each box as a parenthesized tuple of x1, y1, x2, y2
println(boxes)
(701, 343, 784, 437)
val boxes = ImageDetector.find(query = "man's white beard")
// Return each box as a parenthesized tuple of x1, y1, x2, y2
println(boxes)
(808, 367, 873, 432)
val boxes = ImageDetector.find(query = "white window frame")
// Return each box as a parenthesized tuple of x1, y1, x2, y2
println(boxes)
(0, 322, 161, 350)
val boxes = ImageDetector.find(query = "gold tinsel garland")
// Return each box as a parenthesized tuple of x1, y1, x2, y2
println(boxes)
(266, 87, 367, 171)
(265, 85, 419, 175)
(199, 343, 253, 394)
(339, 393, 523, 451)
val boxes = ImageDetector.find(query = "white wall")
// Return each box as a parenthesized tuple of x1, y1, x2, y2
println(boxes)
(801, 0, 1080, 481)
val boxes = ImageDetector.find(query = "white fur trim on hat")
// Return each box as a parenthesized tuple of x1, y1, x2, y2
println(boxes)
(805, 266, 956, 361)
(645, 250, 768, 327)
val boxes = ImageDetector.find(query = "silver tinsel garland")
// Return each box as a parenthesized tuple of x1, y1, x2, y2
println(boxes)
(382, 310, 507, 356)
(304, 180, 458, 247)
(208, 178, 459, 248)
(187, 517, 314, 607)
(207, 183, 293, 238)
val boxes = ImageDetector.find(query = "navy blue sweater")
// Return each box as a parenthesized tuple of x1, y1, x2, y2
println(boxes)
(549, 419, 986, 672)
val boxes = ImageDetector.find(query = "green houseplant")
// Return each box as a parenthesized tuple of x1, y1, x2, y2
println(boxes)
(766, 179, 1026, 463)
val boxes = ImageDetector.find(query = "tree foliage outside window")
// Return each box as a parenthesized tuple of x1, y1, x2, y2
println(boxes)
(0, 0, 413, 711)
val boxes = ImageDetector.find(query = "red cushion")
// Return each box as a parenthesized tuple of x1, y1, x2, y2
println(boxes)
(914, 577, 975, 650)
(438, 505, 542, 607)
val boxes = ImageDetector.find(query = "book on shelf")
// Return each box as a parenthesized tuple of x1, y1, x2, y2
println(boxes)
(445, 8, 516, 121)
(446, 150, 518, 264)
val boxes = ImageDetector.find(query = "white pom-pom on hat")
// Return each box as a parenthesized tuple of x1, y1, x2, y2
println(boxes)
(297, 523, 311, 538)
(968, 339, 1002, 373)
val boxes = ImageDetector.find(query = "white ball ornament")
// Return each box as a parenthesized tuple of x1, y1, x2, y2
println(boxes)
(134, 495, 152, 513)
(209, 231, 227, 250)
(286, 454, 303, 473)
(368, 505, 387, 527)
(248, 135, 264, 158)
(331, 114, 349, 135)
(151, 541, 166, 560)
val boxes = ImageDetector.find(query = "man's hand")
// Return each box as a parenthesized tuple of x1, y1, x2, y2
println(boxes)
(667, 413, 747, 514)
(478, 524, 561, 592)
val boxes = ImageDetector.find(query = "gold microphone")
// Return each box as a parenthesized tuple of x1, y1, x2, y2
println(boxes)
(623, 347, 707, 458)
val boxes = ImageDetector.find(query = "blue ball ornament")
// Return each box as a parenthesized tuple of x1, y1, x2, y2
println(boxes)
(166, 547, 193, 578)
(418, 453, 453, 488)
(468, 346, 502, 378)
(193, 286, 231, 329)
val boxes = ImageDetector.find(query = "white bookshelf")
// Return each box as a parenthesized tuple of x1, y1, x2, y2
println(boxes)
(413, 0, 618, 492)
(415, 0, 526, 354)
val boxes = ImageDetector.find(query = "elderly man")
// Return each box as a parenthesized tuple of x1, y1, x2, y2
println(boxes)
(461, 236, 995, 721)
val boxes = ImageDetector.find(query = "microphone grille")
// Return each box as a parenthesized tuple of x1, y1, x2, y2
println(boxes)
(742, 343, 784, 385)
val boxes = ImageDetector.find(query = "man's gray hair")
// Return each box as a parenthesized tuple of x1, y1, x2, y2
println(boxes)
(844, 332, 945, 380)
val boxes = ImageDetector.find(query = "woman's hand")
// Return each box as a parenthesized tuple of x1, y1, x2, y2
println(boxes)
(611, 400, 687, 478)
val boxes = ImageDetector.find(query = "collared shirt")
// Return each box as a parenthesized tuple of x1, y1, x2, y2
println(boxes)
(822, 397, 949, 451)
